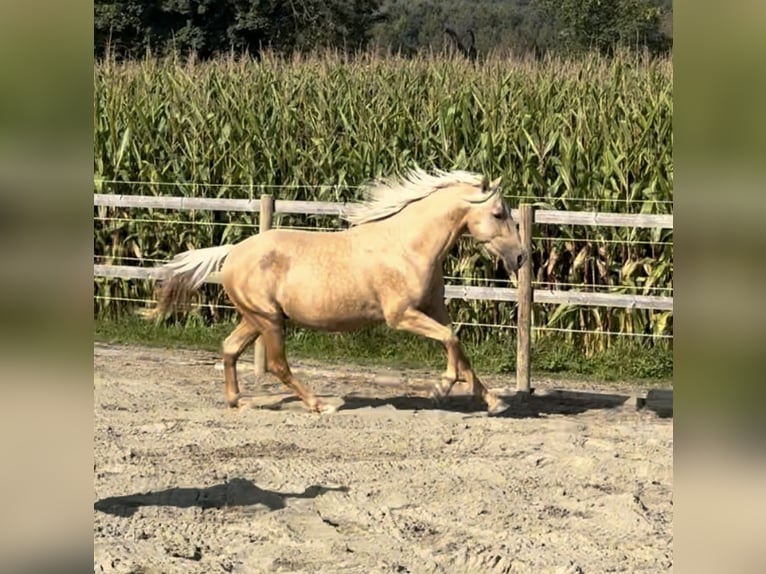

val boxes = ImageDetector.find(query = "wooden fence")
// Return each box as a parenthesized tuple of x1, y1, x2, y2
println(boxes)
(93, 193, 673, 393)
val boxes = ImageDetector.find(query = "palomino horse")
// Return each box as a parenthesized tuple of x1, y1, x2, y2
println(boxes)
(150, 169, 527, 415)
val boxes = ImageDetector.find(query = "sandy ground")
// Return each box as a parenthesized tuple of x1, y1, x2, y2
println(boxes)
(94, 343, 672, 574)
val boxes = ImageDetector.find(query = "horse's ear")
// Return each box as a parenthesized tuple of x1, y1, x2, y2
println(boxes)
(490, 176, 502, 189)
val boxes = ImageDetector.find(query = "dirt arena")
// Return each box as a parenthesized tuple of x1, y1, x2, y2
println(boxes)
(94, 343, 672, 573)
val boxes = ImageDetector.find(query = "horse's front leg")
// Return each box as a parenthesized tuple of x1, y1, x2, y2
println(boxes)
(388, 306, 509, 415)
(450, 345, 509, 415)
(421, 300, 460, 402)
(428, 347, 461, 405)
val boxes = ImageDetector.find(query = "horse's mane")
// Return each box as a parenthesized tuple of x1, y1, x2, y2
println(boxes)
(343, 168, 483, 226)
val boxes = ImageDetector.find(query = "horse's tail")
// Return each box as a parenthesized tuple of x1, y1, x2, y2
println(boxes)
(145, 245, 233, 320)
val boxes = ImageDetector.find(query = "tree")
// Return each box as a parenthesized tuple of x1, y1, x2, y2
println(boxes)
(536, 0, 671, 55)
(369, 0, 557, 58)
(94, 0, 385, 59)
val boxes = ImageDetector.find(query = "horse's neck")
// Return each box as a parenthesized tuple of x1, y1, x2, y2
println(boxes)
(387, 195, 467, 265)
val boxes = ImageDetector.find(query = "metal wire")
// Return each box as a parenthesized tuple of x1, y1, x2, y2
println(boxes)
(95, 217, 672, 247)
(95, 178, 674, 206)
(503, 193, 674, 206)
(453, 321, 672, 339)
(93, 268, 673, 295)
(442, 276, 673, 294)
(94, 216, 343, 232)
(94, 255, 167, 264)
(533, 235, 673, 246)
(531, 325, 673, 339)
(94, 294, 238, 311)
(95, 178, 358, 190)
(444, 275, 515, 285)
(531, 281, 673, 294)
(95, 221, 671, 251)
(92, 262, 672, 295)
(95, 216, 259, 228)
(269, 224, 347, 232)
(94, 295, 672, 340)
(453, 321, 518, 330)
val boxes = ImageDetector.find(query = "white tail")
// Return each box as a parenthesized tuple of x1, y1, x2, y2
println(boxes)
(160, 245, 233, 289)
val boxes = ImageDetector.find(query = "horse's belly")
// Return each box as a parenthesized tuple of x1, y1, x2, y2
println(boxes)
(291, 314, 378, 332)
(284, 306, 384, 332)
(278, 277, 384, 331)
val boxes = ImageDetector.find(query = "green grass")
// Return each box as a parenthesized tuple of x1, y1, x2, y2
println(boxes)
(95, 316, 672, 384)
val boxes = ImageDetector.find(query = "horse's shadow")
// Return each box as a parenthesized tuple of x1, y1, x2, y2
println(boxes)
(253, 385, 672, 418)
(336, 389, 642, 418)
(94, 478, 349, 517)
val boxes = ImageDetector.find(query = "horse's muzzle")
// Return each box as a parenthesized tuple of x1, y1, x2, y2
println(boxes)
(501, 249, 528, 273)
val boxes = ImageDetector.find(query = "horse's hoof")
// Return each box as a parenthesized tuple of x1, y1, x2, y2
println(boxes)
(430, 384, 452, 406)
(429, 390, 446, 405)
(487, 399, 510, 416)
(319, 403, 338, 414)
(226, 395, 241, 408)
(432, 376, 455, 403)
(312, 398, 342, 414)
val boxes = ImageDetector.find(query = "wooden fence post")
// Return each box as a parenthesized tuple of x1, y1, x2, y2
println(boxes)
(253, 194, 274, 376)
(516, 204, 534, 394)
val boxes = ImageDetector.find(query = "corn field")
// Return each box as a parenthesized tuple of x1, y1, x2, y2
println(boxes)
(94, 50, 673, 354)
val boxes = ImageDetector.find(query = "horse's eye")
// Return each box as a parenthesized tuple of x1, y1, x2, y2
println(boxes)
(492, 211, 504, 220)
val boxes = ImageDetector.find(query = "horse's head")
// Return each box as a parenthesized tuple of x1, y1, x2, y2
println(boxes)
(463, 176, 528, 273)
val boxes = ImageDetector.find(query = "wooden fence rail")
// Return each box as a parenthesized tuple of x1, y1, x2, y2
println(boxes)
(94, 193, 673, 392)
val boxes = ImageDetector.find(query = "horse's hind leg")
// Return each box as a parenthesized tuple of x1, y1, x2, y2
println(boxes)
(260, 326, 335, 414)
(222, 318, 260, 407)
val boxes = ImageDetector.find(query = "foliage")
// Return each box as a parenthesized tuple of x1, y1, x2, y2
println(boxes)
(355, 0, 670, 58)
(93, 50, 673, 359)
(95, 0, 385, 59)
(370, 0, 556, 57)
(537, 0, 672, 55)
(94, 0, 672, 60)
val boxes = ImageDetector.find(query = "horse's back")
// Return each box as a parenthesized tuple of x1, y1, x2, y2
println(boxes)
(222, 229, 339, 286)
(225, 228, 352, 269)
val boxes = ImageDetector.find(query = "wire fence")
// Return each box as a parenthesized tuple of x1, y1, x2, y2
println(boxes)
(95, 209, 674, 299)
(94, 189, 673, 353)
(94, 254, 673, 297)
(94, 294, 673, 340)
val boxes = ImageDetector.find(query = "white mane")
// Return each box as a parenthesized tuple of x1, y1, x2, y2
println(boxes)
(343, 168, 484, 226)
